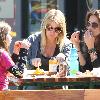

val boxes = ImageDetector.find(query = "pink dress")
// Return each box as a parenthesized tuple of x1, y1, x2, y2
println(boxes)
(0, 49, 15, 90)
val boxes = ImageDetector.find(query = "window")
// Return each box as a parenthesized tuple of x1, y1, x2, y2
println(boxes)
(28, 0, 65, 34)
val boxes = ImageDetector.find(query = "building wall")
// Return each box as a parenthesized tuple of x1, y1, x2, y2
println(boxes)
(10, 0, 22, 53)
(0, 0, 99, 53)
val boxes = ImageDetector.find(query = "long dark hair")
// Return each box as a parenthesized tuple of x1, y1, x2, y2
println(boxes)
(86, 10, 100, 53)
(95, 34, 100, 53)
(85, 9, 100, 25)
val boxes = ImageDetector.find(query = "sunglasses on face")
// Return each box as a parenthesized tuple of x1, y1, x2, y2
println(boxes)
(46, 26, 62, 33)
(87, 21, 99, 28)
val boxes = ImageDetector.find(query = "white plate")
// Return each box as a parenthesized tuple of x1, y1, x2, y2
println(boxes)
(34, 75, 50, 78)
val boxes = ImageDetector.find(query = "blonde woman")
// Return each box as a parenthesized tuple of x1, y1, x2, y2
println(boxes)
(27, 9, 71, 71)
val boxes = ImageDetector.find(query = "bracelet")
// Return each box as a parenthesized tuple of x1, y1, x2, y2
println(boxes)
(77, 49, 81, 52)
(90, 52, 97, 62)
(88, 48, 96, 54)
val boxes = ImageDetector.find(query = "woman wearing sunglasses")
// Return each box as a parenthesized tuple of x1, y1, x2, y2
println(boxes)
(70, 9, 100, 72)
(27, 9, 71, 73)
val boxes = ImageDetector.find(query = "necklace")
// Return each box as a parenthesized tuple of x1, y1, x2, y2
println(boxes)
(44, 45, 56, 57)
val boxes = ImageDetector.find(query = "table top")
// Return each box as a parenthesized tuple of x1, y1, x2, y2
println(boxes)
(9, 69, 100, 89)
(9, 76, 100, 88)
(21, 76, 100, 82)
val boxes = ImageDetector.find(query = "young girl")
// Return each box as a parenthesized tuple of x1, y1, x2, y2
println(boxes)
(0, 21, 30, 90)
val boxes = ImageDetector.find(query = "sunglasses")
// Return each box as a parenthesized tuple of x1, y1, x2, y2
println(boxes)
(46, 26, 62, 33)
(87, 21, 99, 28)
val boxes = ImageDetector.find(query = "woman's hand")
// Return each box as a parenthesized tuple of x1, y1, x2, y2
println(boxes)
(56, 53, 66, 62)
(70, 31, 80, 50)
(32, 58, 41, 67)
(21, 39, 31, 50)
(84, 30, 95, 49)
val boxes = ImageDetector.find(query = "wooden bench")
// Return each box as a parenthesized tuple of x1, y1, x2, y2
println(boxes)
(84, 89, 100, 100)
(0, 89, 100, 100)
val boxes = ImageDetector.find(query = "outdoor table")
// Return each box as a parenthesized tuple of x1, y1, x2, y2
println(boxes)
(9, 76, 100, 89)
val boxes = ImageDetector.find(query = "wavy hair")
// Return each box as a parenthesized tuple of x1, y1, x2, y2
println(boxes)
(40, 9, 67, 54)
(85, 9, 100, 25)
(0, 21, 11, 52)
(86, 10, 100, 53)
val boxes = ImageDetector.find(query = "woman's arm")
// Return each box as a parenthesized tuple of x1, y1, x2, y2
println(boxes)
(88, 49, 100, 68)
(77, 50, 86, 66)
(70, 31, 86, 66)
(26, 33, 41, 69)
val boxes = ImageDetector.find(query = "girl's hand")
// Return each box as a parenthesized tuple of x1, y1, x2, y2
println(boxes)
(13, 39, 31, 55)
(13, 41, 21, 55)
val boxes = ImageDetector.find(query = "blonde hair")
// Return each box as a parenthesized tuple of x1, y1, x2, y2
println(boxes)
(40, 9, 67, 54)
(0, 21, 11, 52)
(0, 21, 11, 34)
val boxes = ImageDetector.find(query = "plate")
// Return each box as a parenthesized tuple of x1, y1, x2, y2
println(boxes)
(34, 75, 50, 78)
(27, 71, 49, 76)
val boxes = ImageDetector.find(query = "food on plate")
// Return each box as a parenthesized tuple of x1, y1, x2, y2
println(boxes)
(76, 70, 97, 77)
(33, 68, 45, 75)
